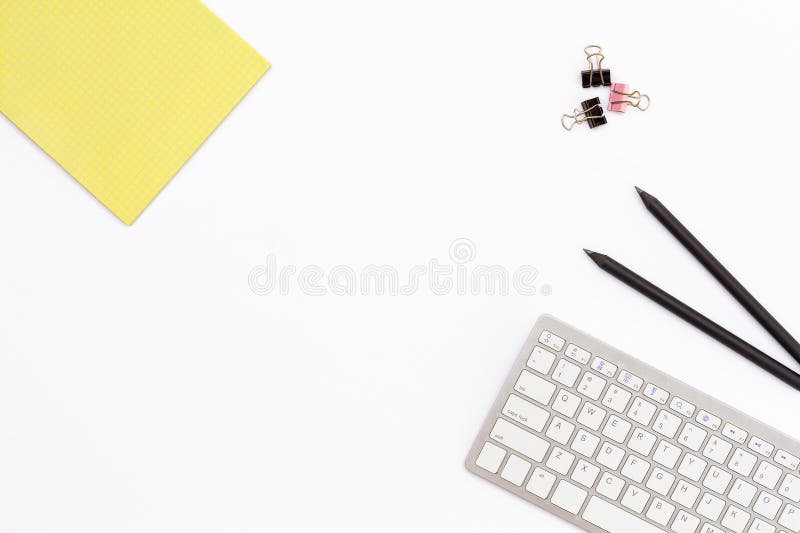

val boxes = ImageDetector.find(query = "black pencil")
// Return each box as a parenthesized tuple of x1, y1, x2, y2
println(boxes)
(635, 186, 800, 366)
(584, 249, 800, 392)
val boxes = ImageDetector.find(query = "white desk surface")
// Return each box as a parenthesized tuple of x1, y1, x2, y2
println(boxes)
(2, 1, 800, 531)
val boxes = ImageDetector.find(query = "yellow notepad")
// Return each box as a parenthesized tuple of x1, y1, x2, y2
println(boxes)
(0, 1, 270, 224)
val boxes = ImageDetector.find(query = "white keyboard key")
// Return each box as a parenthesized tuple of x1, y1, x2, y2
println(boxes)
(539, 330, 565, 352)
(490, 418, 549, 462)
(644, 383, 670, 404)
(550, 479, 587, 514)
(700, 524, 724, 533)
(564, 343, 590, 364)
(722, 505, 751, 533)
(577, 402, 607, 431)
(646, 467, 676, 496)
(514, 370, 556, 406)
(702, 465, 732, 494)
(646, 497, 676, 526)
(577, 372, 607, 401)
(552, 359, 582, 388)
(527, 345, 556, 374)
(729, 448, 759, 477)
(597, 441, 626, 470)
(628, 427, 657, 457)
(545, 416, 575, 445)
(777, 450, 800, 470)
(583, 496, 666, 533)
(552, 389, 581, 418)
(729, 479, 758, 507)
(628, 398, 658, 426)
(621, 484, 651, 513)
(723, 423, 748, 444)
(678, 422, 708, 452)
(678, 453, 708, 482)
(748, 436, 775, 458)
(602, 384, 632, 413)
(755, 460, 783, 489)
(598, 471, 625, 500)
(591, 356, 617, 377)
(780, 474, 800, 503)
(748, 518, 776, 533)
(618, 370, 644, 392)
(654, 440, 683, 469)
(602, 415, 632, 444)
(703, 436, 733, 464)
(571, 459, 600, 488)
(571, 429, 600, 458)
(621, 454, 651, 483)
(500, 454, 531, 486)
(671, 479, 701, 508)
(671, 509, 701, 533)
(526, 467, 556, 498)
(502, 394, 550, 432)
(475, 442, 506, 473)
(653, 409, 682, 439)
(779, 504, 800, 532)
(696, 409, 722, 431)
(670, 396, 696, 417)
(754, 490, 783, 520)
(697, 492, 725, 521)
(546, 447, 575, 475)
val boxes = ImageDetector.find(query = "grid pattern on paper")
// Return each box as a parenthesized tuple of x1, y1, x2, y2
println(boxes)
(0, 0, 270, 224)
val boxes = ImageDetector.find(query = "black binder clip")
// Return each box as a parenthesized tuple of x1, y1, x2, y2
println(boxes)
(581, 45, 611, 88)
(561, 97, 607, 131)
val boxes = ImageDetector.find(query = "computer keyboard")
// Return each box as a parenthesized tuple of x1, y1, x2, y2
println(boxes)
(466, 315, 800, 533)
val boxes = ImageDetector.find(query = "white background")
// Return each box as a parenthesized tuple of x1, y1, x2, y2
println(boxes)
(2, 1, 800, 531)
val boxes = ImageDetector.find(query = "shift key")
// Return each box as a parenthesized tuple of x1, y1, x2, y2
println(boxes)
(490, 418, 549, 462)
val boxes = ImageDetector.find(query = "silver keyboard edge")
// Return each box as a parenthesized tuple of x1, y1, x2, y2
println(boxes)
(466, 313, 800, 533)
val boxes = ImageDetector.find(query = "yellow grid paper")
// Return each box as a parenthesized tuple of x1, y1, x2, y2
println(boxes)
(0, 0, 270, 224)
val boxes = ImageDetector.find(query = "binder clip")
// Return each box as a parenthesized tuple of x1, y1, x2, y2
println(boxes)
(561, 97, 607, 131)
(608, 83, 650, 112)
(581, 45, 611, 88)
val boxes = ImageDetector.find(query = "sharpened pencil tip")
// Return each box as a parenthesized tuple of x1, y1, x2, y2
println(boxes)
(583, 249, 608, 267)
(635, 185, 658, 203)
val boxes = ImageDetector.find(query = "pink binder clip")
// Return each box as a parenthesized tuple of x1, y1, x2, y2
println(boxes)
(608, 83, 650, 112)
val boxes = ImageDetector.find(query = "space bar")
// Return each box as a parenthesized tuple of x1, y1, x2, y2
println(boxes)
(582, 496, 667, 533)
